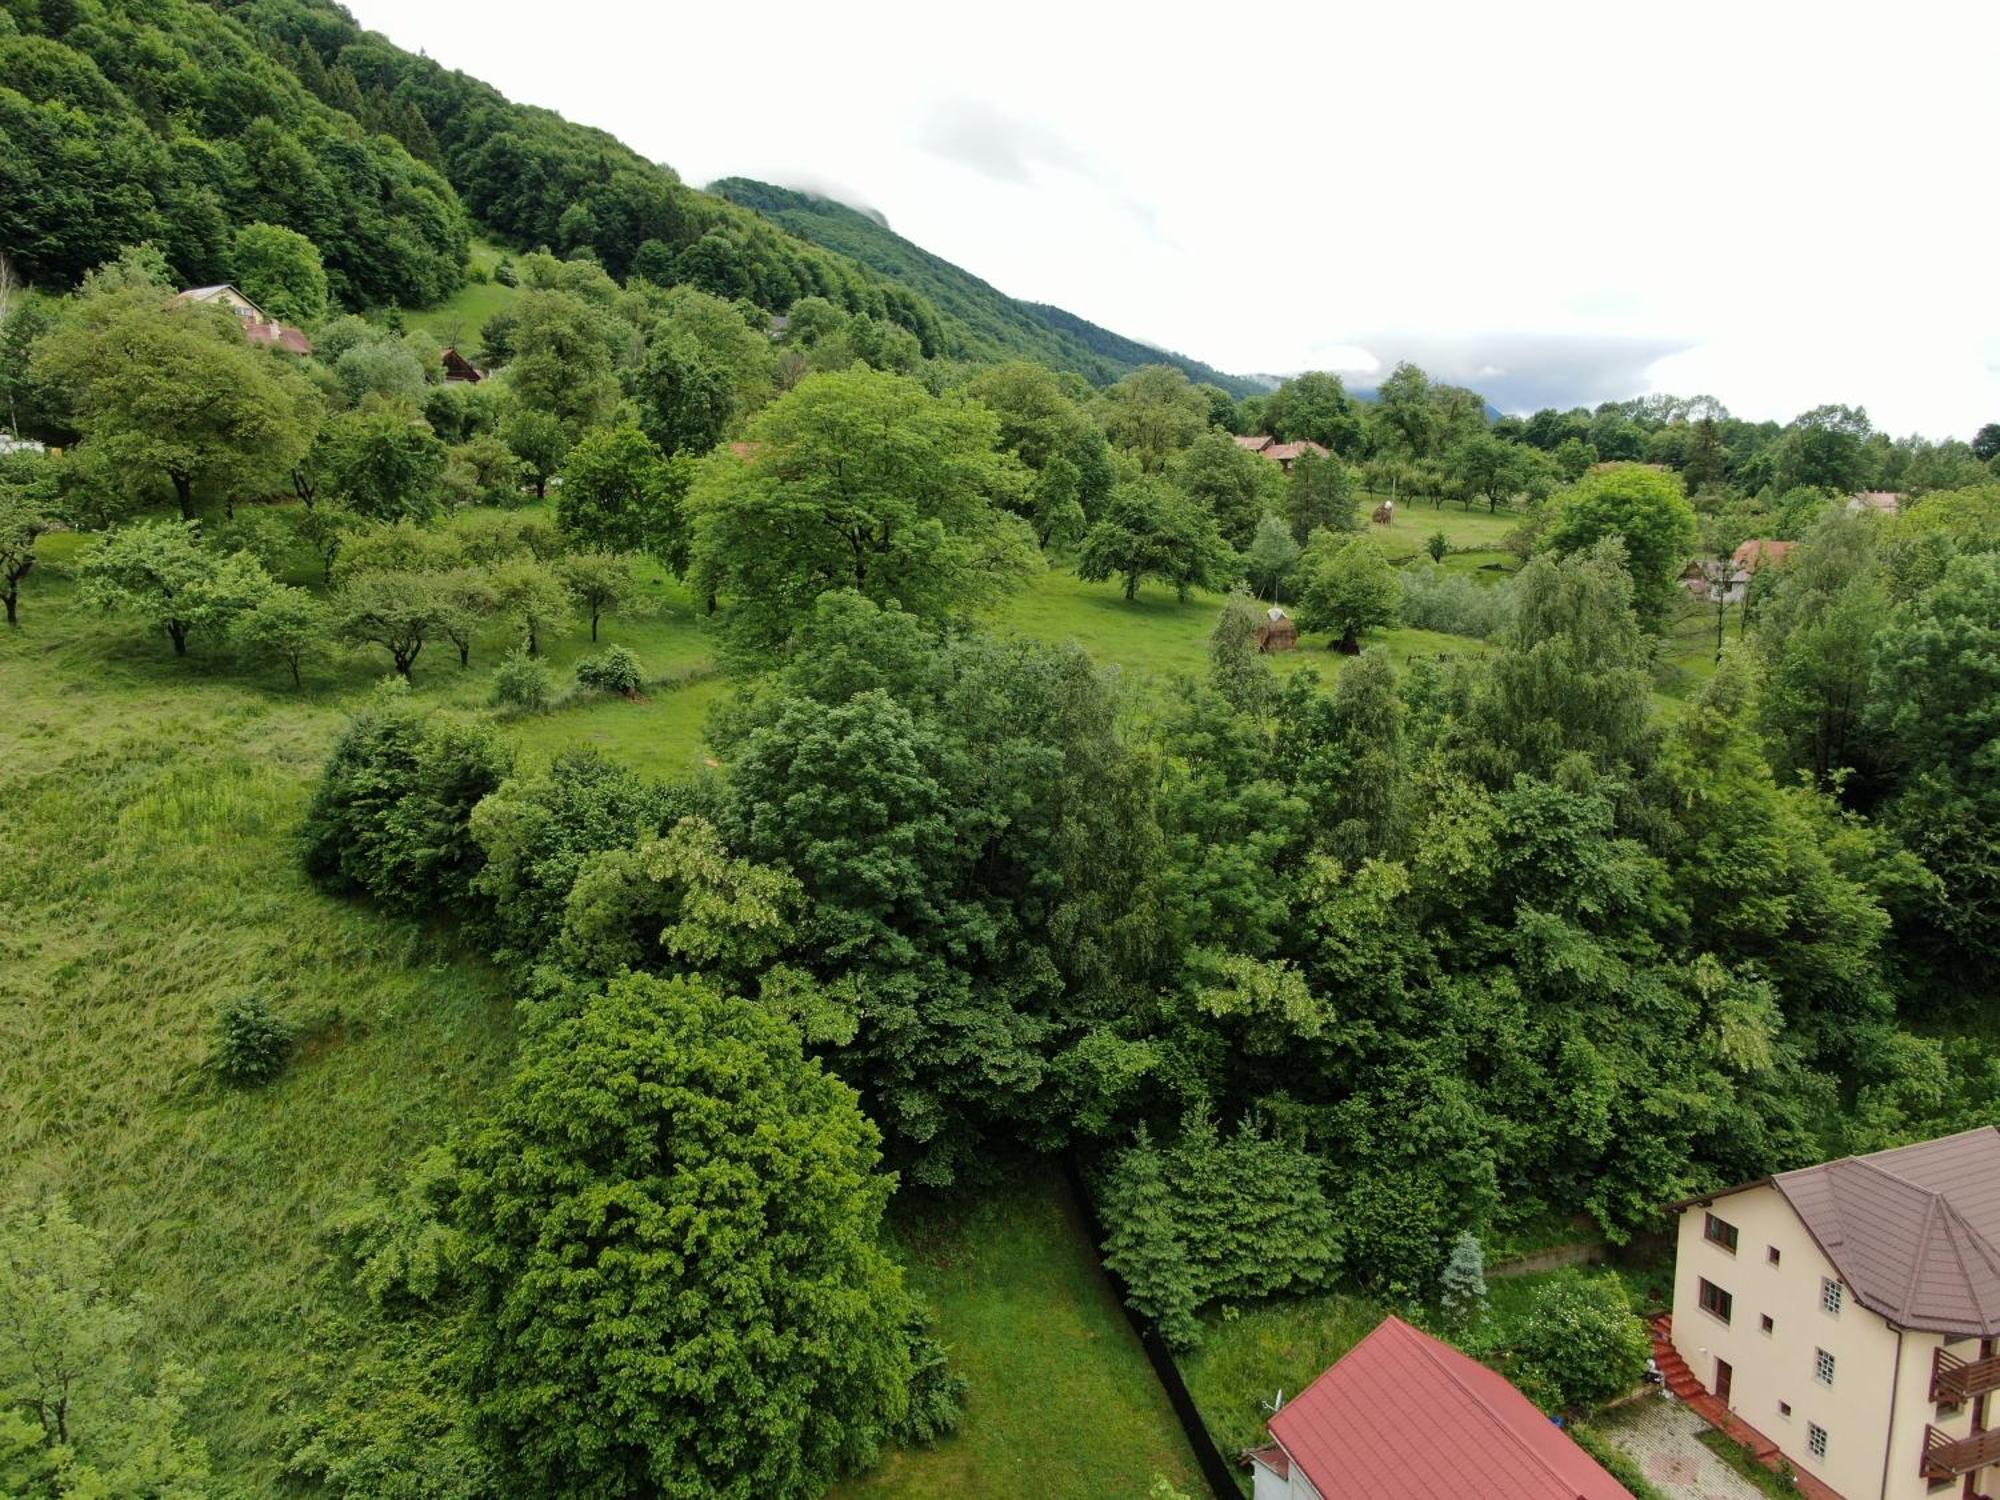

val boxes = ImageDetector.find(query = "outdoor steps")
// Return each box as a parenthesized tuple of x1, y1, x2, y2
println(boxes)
(1649, 1313, 1706, 1401)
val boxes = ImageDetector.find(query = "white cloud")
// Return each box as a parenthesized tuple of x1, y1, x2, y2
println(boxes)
(342, 0, 2000, 437)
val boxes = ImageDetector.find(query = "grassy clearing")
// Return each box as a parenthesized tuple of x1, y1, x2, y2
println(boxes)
(834, 1167, 1202, 1500)
(0, 576, 517, 1488)
(1360, 496, 1527, 564)
(398, 240, 519, 357)
(990, 563, 1492, 686)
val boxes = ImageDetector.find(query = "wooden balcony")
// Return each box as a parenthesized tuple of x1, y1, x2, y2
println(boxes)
(1922, 1423, 2000, 1479)
(1933, 1348, 2000, 1404)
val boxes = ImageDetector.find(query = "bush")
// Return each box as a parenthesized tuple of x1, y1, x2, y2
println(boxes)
(891, 1310, 968, 1447)
(574, 645, 644, 697)
(1098, 1113, 1340, 1350)
(301, 693, 512, 917)
(214, 992, 292, 1085)
(1399, 561, 1516, 639)
(1507, 1271, 1651, 1411)
(491, 649, 555, 713)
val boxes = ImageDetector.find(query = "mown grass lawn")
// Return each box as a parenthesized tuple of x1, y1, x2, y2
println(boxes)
(836, 1167, 1203, 1500)
(398, 239, 519, 357)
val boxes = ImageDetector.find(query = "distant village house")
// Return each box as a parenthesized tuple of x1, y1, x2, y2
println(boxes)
(442, 347, 484, 383)
(174, 284, 313, 355)
(1849, 490, 1903, 517)
(1234, 433, 1331, 473)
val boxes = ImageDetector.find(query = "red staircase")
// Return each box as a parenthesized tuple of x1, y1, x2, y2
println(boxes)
(1649, 1313, 1705, 1401)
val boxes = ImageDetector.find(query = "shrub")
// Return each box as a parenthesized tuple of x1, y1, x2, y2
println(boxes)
(891, 1310, 967, 1447)
(1426, 530, 1450, 562)
(214, 993, 292, 1085)
(1507, 1271, 1651, 1411)
(1098, 1113, 1339, 1350)
(574, 645, 643, 697)
(490, 648, 554, 713)
(1399, 561, 1516, 639)
(1438, 1230, 1488, 1328)
(301, 693, 512, 917)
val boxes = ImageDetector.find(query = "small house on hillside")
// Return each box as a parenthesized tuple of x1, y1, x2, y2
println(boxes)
(1247, 1316, 1634, 1500)
(1731, 539, 1795, 571)
(1849, 490, 1903, 517)
(442, 348, 484, 383)
(1255, 606, 1298, 653)
(1233, 435, 1330, 472)
(174, 284, 313, 355)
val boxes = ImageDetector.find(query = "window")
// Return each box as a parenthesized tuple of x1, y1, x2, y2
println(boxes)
(1699, 1277, 1734, 1324)
(1768, 1245, 1782, 1266)
(1761, 1314, 1775, 1334)
(1815, 1348, 1836, 1385)
(1704, 1213, 1740, 1253)
(1807, 1422, 1828, 1461)
(1821, 1278, 1843, 1316)
(1778, 1401, 1792, 1418)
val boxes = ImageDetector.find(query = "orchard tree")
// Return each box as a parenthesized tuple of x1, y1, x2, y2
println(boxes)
(1077, 475, 1236, 601)
(1444, 433, 1558, 513)
(555, 424, 690, 569)
(455, 971, 915, 1500)
(504, 289, 620, 431)
(79, 518, 273, 656)
(1284, 449, 1358, 542)
(231, 585, 330, 687)
(0, 450, 60, 625)
(688, 368, 1036, 647)
(333, 568, 442, 677)
(436, 566, 502, 669)
(559, 550, 649, 641)
(1295, 533, 1400, 652)
(503, 407, 570, 500)
(490, 556, 574, 656)
(231, 222, 329, 324)
(32, 288, 319, 519)
(326, 398, 449, 524)
(1542, 462, 1698, 620)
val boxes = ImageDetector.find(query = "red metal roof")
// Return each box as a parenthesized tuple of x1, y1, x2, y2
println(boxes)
(1266, 1316, 1634, 1500)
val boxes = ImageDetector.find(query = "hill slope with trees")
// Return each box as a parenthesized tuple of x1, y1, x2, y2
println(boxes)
(710, 177, 1262, 395)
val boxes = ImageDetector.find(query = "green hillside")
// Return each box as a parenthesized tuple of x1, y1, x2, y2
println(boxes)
(711, 177, 1262, 395)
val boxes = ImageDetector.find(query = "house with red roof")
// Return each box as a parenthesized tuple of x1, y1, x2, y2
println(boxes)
(1246, 1315, 1634, 1500)
(174, 284, 314, 355)
(1232, 434, 1330, 472)
(1667, 1126, 2000, 1500)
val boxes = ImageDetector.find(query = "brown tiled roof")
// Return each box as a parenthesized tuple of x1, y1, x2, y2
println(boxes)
(1233, 433, 1275, 452)
(1264, 440, 1329, 463)
(1266, 1316, 1633, 1500)
(1771, 1128, 2000, 1336)
(1731, 539, 1795, 569)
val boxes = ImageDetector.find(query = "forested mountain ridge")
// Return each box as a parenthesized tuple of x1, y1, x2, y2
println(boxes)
(711, 176, 1263, 395)
(2, 0, 1248, 392)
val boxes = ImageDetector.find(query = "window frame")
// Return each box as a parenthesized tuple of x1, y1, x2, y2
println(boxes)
(1698, 1276, 1734, 1325)
(1807, 1422, 1828, 1461)
(1814, 1347, 1835, 1386)
(1821, 1277, 1843, 1316)
(1767, 1245, 1782, 1266)
(1760, 1313, 1775, 1335)
(1704, 1212, 1740, 1254)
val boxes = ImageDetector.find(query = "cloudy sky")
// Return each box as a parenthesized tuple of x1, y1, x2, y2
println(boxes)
(347, 0, 1999, 437)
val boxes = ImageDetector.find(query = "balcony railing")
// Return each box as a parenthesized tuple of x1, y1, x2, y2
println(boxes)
(1922, 1423, 2000, 1479)
(1933, 1348, 2000, 1405)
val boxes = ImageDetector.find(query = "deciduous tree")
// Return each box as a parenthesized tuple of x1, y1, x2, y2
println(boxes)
(1077, 475, 1236, 602)
(1294, 533, 1400, 652)
(79, 517, 273, 656)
